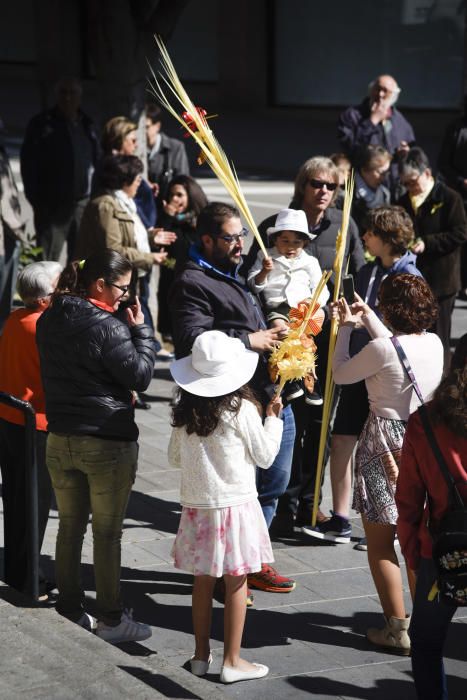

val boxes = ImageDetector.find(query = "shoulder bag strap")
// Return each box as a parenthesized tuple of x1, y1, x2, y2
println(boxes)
(389, 335, 424, 405)
(390, 336, 464, 508)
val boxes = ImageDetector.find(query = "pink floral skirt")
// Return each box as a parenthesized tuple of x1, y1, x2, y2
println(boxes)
(171, 499, 274, 577)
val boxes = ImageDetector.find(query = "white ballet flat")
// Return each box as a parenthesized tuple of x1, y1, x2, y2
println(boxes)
(189, 654, 212, 676)
(220, 663, 269, 683)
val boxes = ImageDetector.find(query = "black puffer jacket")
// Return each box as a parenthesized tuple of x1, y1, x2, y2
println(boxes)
(36, 295, 157, 441)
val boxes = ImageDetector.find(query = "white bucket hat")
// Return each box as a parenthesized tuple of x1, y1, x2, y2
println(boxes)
(169, 330, 259, 397)
(266, 208, 313, 240)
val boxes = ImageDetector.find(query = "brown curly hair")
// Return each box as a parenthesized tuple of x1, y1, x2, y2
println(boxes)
(366, 206, 415, 255)
(377, 273, 438, 334)
(430, 333, 467, 437)
(171, 385, 262, 437)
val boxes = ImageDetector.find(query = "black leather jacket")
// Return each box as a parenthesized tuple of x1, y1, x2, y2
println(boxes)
(36, 295, 157, 441)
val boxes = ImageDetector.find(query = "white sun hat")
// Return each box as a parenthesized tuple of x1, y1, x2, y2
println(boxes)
(169, 330, 259, 397)
(266, 208, 313, 240)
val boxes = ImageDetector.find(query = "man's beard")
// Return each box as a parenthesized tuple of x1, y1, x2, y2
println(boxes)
(212, 250, 241, 271)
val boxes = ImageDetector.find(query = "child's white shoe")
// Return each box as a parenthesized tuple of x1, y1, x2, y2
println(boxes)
(220, 663, 269, 683)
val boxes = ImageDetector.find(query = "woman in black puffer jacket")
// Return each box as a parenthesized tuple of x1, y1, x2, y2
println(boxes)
(36, 249, 157, 644)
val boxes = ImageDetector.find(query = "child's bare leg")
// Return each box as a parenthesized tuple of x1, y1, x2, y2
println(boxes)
(192, 575, 216, 660)
(223, 574, 257, 670)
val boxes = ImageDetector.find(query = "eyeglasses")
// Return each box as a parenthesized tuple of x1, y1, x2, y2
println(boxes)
(308, 179, 338, 192)
(109, 283, 130, 294)
(401, 173, 422, 187)
(218, 228, 249, 244)
(373, 166, 390, 176)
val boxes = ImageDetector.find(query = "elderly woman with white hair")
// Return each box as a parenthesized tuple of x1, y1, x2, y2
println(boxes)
(0, 260, 62, 597)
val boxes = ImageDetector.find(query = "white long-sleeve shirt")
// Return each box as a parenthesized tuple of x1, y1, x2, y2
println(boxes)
(332, 311, 443, 420)
(168, 399, 283, 508)
(247, 247, 329, 309)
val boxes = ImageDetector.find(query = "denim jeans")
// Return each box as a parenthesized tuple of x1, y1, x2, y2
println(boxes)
(46, 433, 138, 625)
(256, 405, 296, 528)
(410, 557, 457, 700)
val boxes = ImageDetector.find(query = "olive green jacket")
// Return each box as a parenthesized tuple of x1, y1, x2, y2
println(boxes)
(76, 193, 154, 271)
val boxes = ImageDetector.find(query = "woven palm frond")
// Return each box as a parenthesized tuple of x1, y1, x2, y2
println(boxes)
(311, 172, 354, 527)
(148, 37, 268, 257)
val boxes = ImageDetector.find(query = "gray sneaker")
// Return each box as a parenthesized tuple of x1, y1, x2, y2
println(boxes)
(76, 612, 97, 631)
(96, 609, 152, 644)
(354, 536, 368, 551)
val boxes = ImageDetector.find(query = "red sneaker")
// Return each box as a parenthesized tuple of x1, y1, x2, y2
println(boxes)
(247, 564, 296, 593)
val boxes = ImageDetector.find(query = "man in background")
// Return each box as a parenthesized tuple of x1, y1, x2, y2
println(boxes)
(337, 74, 415, 194)
(20, 78, 99, 263)
(146, 102, 190, 208)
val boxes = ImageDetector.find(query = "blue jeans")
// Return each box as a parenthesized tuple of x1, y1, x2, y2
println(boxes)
(410, 557, 457, 700)
(256, 405, 295, 528)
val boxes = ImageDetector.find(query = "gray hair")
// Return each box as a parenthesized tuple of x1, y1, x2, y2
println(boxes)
(17, 261, 63, 308)
(399, 147, 431, 179)
(367, 76, 401, 107)
(292, 156, 339, 207)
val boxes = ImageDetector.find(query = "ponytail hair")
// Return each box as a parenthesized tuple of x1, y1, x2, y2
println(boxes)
(53, 249, 133, 299)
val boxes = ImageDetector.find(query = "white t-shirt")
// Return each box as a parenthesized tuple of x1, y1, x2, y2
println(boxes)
(168, 399, 283, 508)
(248, 247, 329, 309)
(114, 190, 150, 275)
(332, 311, 444, 420)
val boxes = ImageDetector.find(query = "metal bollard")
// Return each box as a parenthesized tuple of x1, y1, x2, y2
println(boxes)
(0, 392, 39, 600)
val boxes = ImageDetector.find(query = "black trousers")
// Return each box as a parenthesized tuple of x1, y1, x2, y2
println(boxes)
(157, 264, 175, 337)
(0, 419, 52, 591)
(435, 293, 456, 372)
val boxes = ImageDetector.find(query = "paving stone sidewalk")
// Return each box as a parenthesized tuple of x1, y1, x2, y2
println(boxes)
(25, 326, 466, 700)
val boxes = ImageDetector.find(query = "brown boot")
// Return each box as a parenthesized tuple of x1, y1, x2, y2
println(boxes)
(366, 615, 411, 655)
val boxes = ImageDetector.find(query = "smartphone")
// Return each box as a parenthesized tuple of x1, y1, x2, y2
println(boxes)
(342, 274, 355, 304)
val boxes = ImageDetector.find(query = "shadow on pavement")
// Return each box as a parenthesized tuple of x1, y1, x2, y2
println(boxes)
(126, 491, 181, 535)
(288, 674, 417, 699)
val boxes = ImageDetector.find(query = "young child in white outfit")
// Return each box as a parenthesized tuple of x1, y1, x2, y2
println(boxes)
(168, 330, 283, 684)
(248, 208, 329, 330)
(248, 208, 329, 403)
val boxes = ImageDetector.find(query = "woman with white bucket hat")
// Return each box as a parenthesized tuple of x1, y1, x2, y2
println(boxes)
(168, 330, 283, 683)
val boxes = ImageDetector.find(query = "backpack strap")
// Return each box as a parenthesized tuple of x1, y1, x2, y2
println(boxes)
(418, 404, 465, 511)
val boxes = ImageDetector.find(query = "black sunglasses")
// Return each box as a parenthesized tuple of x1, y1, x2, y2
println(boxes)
(308, 178, 338, 192)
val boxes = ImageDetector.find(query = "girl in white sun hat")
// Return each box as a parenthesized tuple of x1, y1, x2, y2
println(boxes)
(169, 330, 283, 683)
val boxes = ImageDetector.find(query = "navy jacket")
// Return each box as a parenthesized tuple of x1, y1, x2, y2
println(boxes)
(36, 295, 157, 441)
(337, 99, 415, 191)
(134, 178, 157, 229)
(170, 248, 275, 405)
(337, 99, 415, 158)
